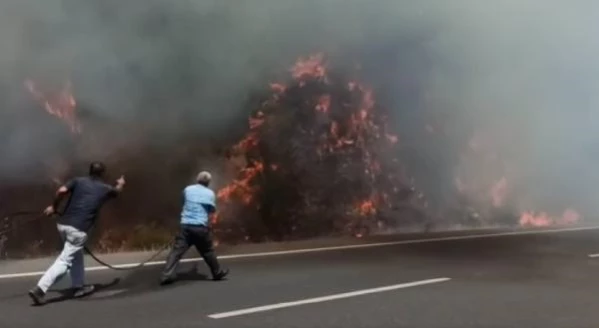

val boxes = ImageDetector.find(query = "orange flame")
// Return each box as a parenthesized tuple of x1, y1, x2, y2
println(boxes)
(217, 161, 264, 203)
(291, 53, 327, 80)
(24, 79, 80, 134)
(315, 95, 331, 113)
(519, 208, 581, 227)
(270, 83, 287, 93)
(519, 211, 552, 227)
(356, 199, 376, 216)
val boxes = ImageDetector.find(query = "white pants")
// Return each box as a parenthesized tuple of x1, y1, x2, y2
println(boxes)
(37, 224, 88, 293)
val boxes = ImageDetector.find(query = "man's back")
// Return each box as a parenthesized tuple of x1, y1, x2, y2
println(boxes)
(181, 184, 216, 226)
(60, 176, 117, 232)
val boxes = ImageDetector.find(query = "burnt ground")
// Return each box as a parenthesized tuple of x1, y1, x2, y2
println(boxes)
(1, 227, 599, 328)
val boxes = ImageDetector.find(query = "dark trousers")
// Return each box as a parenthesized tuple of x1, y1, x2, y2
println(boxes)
(162, 225, 221, 279)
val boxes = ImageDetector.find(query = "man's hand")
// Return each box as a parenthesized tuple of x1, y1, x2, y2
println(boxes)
(114, 175, 126, 193)
(43, 205, 55, 216)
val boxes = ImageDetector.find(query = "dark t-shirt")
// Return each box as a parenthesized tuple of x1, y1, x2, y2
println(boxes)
(58, 176, 118, 232)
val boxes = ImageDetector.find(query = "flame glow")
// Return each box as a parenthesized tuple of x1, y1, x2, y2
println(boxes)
(291, 53, 327, 81)
(519, 208, 580, 227)
(24, 79, 81, 134)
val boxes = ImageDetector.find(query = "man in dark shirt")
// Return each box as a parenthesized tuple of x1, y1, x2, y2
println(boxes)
(28, 162, 125, 306)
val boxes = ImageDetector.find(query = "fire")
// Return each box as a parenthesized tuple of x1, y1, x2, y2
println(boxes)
(291, 53, 327, 81)
(24, 79, 81, 134)
(217, 161, 264, 203)
(519, 211, 552, 227)
(315, 95, 331, 113)
(270, 83, 286, 94)
(519, 208, 581, 227)
(356, 199, 376, 216)
(213, 53, 407, 241)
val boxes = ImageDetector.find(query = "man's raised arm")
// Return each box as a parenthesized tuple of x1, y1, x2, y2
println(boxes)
(114, 175, 126, 193)
(109, 175, 126, 197)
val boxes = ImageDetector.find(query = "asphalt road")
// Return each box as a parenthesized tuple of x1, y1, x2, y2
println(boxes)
(1, 227, 599, 328)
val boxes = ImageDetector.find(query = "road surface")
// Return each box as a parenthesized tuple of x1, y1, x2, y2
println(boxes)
(1, 226, 599, 327)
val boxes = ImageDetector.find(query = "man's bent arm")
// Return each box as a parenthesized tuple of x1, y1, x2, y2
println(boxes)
(44, 178, 76, 215)
(51, 186, 70, 209)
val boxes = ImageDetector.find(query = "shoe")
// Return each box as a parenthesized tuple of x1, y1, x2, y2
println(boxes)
(72, 285, 95, 298)
(28, 287, 46, 306)
(213, 268, 229, 281)
(160, 277, 175, 286)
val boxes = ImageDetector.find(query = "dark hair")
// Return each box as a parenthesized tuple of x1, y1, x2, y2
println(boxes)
(89, 162, 106, 178)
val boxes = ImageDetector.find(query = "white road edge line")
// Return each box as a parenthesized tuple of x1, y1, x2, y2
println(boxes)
(587, 253, 599, 258)
(208, 277, 451, 319)
(2, 225, 598, 280)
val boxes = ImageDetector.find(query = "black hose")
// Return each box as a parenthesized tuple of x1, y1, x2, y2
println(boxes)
(82, 243, 171, 271)
(2, 210, 172, 271)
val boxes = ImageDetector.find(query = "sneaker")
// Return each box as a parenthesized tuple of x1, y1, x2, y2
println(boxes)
(28, 287, 46, 306)
(159, 277, 175, 286)
(72, 285, 95, 298)
(213, 268, 230, 281)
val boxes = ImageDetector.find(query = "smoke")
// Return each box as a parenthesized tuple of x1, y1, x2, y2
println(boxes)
(1, 0, 598, 219)
(417, 1, 599, 218)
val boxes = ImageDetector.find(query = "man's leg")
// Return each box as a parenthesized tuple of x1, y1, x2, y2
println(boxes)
(192, 226, 228, 280)
(68, 247, 96, 298)
(70, 248, 85, 289)
(29, 225, 87, 305)
(160, 227, 191, 284)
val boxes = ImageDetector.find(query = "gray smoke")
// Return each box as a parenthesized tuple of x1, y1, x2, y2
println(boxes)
(419, 1, 599, 218)
(1, 0, 598, 219)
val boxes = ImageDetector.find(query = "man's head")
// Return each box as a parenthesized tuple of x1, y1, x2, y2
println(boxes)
(196, 171, 212, 186)
(89, 162, 106, 178)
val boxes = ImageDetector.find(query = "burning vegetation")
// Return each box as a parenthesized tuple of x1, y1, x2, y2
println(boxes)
(9, 52, 582, 252)
(213, 53, 421, 242)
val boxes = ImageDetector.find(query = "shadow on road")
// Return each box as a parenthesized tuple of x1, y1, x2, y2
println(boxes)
(86, 264, 211, 301)
(39, 278, 122, 305)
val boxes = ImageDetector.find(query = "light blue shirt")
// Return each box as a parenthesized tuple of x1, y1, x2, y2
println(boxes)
(180, 184, 216, 226)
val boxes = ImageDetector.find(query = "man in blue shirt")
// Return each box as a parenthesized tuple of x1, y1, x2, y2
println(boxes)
(160, 171, 229, 285)
(28, 162, 125, 305)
